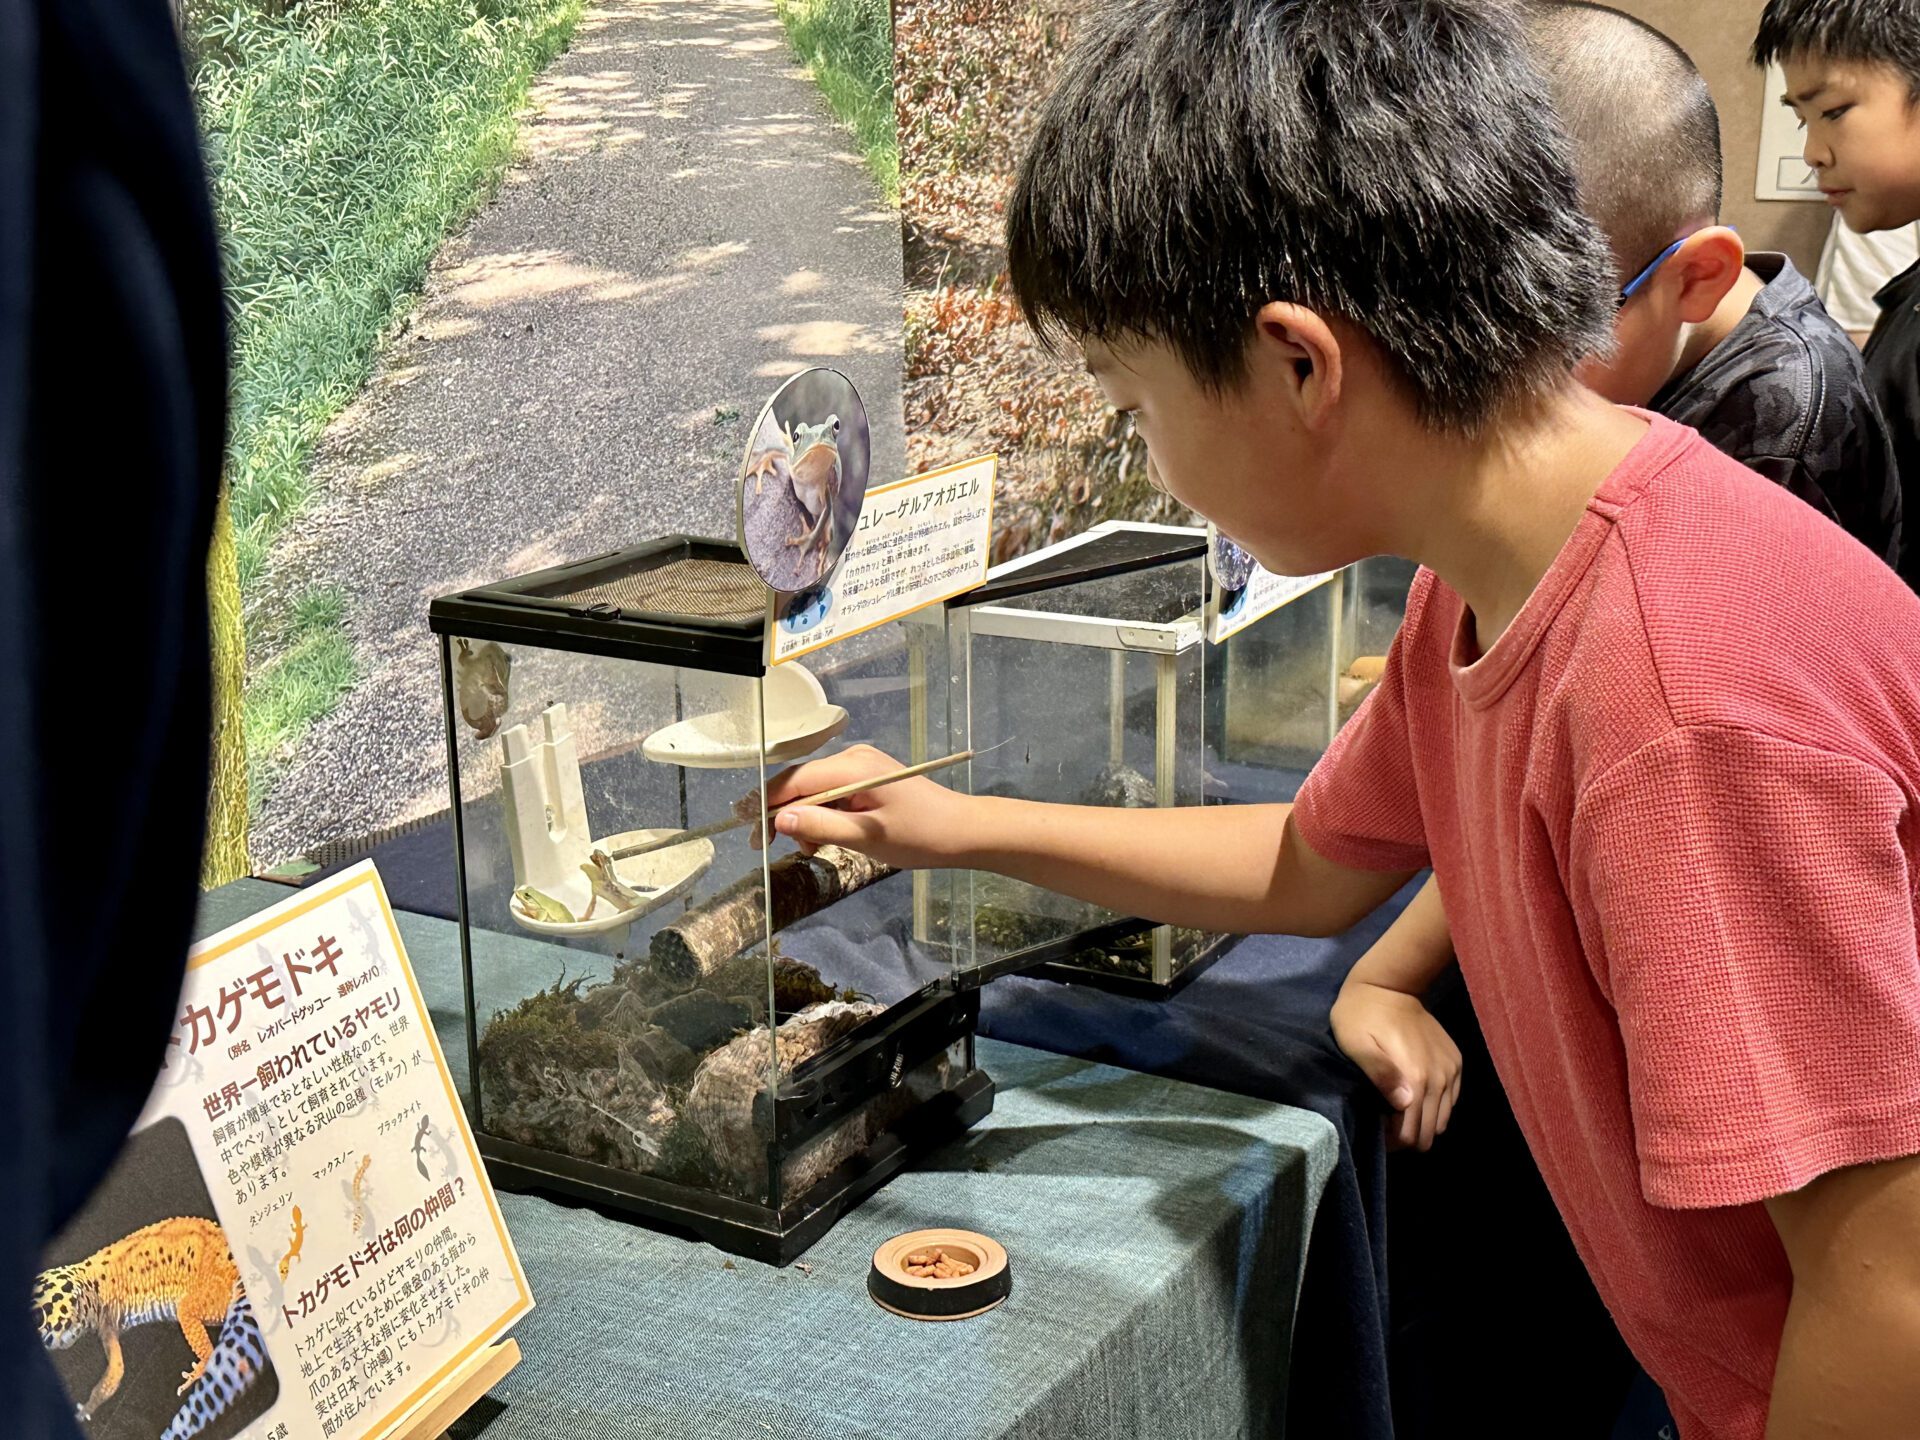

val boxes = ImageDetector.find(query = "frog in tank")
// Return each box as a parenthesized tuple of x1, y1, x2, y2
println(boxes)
(453, 637, 512, 739)
(512, 885, 574, 924)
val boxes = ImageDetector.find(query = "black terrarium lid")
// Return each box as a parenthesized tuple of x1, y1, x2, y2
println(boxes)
(428, 536, 770, 673)
(950, 524, 1207, 610)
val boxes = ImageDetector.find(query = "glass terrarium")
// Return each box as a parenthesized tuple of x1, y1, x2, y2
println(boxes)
(942, 522, 1219, 995)
(1351, 553, 1420, 655)
(429, 536, 990, 1263)
(1213, 555, 1419, 787)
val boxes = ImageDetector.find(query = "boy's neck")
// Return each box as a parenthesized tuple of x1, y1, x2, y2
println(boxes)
(1380, 387, 1647, 654)
(1669, 262, 1766, 388)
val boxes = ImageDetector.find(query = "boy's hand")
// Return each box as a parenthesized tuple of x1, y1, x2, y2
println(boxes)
(752, 744, 976, 870)
(1331, 980, 1462, 1151)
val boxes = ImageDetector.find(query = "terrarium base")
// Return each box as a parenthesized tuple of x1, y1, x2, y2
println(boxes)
(1030, 929, 1235, 999)
(954, 911, 1237, 999)
(475, 1069, 995, 1265)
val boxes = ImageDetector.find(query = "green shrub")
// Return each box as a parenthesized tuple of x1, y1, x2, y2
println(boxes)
(187, 0, 582, 821)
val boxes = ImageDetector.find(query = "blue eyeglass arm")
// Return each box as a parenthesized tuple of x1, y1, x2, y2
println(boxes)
(1618, 225, 1740, 301)
(1619, 237, 1687, 300)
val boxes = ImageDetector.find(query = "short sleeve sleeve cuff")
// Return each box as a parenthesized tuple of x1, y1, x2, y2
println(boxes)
(1572, 724, 1920, 1209)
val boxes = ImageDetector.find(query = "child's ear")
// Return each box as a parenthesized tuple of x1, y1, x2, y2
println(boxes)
(1253, 302, 1343, 426)
(1669, 227, 1746, 326)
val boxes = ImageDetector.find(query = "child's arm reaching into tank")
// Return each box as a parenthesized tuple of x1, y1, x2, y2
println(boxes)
(759, 745, 1417, 944)
(1329, 875, 1462, 1151)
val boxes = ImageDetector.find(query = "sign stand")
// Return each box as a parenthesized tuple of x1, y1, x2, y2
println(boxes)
(383, 1340, 522, 1440)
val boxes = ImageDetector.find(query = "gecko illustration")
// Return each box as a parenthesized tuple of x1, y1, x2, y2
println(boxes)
(160, 1285, 267, 1440)
(252, 941, 293, 1036)
(275, 1205, 304, 1281)
(421, 1304, 462, 1350)
(241, 1245, 285, 1335)
(250, 1082, 294, 1173)
(350, 1154, 373, 1233)
(155, 1035, 206, 1092)
(34, 1216, 240, 1422)
(346, 896, 390, 972)
(367, 1044, 390, 1117)
(413, 1118, 432, 1181)
(415, 1273, 462, 1351)
(429, 1117, 460, 1184)
(258, 1091, 287, 1150)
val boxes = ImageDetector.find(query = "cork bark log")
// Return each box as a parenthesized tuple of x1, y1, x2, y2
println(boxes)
(649, 845, 897, 982)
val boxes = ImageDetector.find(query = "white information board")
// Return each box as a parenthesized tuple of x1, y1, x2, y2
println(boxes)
(770, 454, 997, 665)
(37, 863, 531, 1440)
(1206, 563, 1341, 644)
(1755, 62, 1823, 202)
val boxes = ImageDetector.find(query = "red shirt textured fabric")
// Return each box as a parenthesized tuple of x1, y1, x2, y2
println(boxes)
(1293, 413, 1920, 1439)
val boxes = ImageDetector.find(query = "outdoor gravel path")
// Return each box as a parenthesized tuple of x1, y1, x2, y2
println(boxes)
(253, 0, 905, 864)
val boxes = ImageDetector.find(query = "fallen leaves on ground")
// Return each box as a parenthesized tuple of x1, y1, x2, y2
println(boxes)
(897, 0, 1200, 558)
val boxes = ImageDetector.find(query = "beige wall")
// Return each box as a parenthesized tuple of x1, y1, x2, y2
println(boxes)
(1613, 0, 1834, 273)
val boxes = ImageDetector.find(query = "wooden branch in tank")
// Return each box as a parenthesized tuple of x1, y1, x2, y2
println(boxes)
(650, 846, 898, 982)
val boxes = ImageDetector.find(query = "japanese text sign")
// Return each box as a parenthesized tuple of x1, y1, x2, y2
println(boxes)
(40, 863, 531, 1440)
(769, 453, 997, 664)
(1206, 563, 1341, 644)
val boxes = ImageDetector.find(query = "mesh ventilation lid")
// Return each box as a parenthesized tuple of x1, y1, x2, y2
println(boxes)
(429, 539, 772, 666)
(552, 556, 766, 620)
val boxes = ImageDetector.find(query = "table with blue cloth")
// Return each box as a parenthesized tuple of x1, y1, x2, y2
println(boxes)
(197, 882, 1339, 1439)
(979, 914, 1641, 1438)
(298, 765, 1638, 1437)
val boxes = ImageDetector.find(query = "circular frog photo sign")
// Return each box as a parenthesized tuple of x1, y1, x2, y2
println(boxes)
(737, 367, 870, 595)
(1206, 524, 1256, 593)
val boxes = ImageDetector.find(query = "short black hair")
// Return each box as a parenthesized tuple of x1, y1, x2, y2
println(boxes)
(1004, 0, 1616, 434)
(1527, 3, 1724, 281)
(1753, 0, 1920, 97)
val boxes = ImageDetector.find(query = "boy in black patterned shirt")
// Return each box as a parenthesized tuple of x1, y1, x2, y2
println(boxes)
(1343, 4, 1912, 1158)
(1757, 0, 1920, 589)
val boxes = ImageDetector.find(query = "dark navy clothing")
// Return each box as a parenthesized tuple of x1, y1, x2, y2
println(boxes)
(0, 1, 224, 1434)
(1653, 253, 1903, 576)
(1866, 257, 1920, 590)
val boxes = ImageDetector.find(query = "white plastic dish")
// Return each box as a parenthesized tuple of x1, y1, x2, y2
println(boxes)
(641, 661, 849, 769)
(505, 827, 714, 937)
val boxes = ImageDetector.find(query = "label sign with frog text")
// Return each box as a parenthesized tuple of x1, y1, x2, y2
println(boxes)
(770, 453, 997, 665)
(34, 862, 531, 1440)
(1207, 563, 1342, 644)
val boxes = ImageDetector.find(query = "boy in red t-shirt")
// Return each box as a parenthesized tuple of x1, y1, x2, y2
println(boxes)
(764, 2, 1920, 1434)
(1331, 2, 1918, 1159)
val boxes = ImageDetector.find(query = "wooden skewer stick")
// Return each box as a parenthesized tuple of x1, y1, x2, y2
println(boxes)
(607, 745, 999, 862)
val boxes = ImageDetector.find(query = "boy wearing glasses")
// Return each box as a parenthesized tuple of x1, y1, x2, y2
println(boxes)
(763, 0, 1920, 1433)
(1557, 3, 1900, 571)
(1758, 0, 1920, 594)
